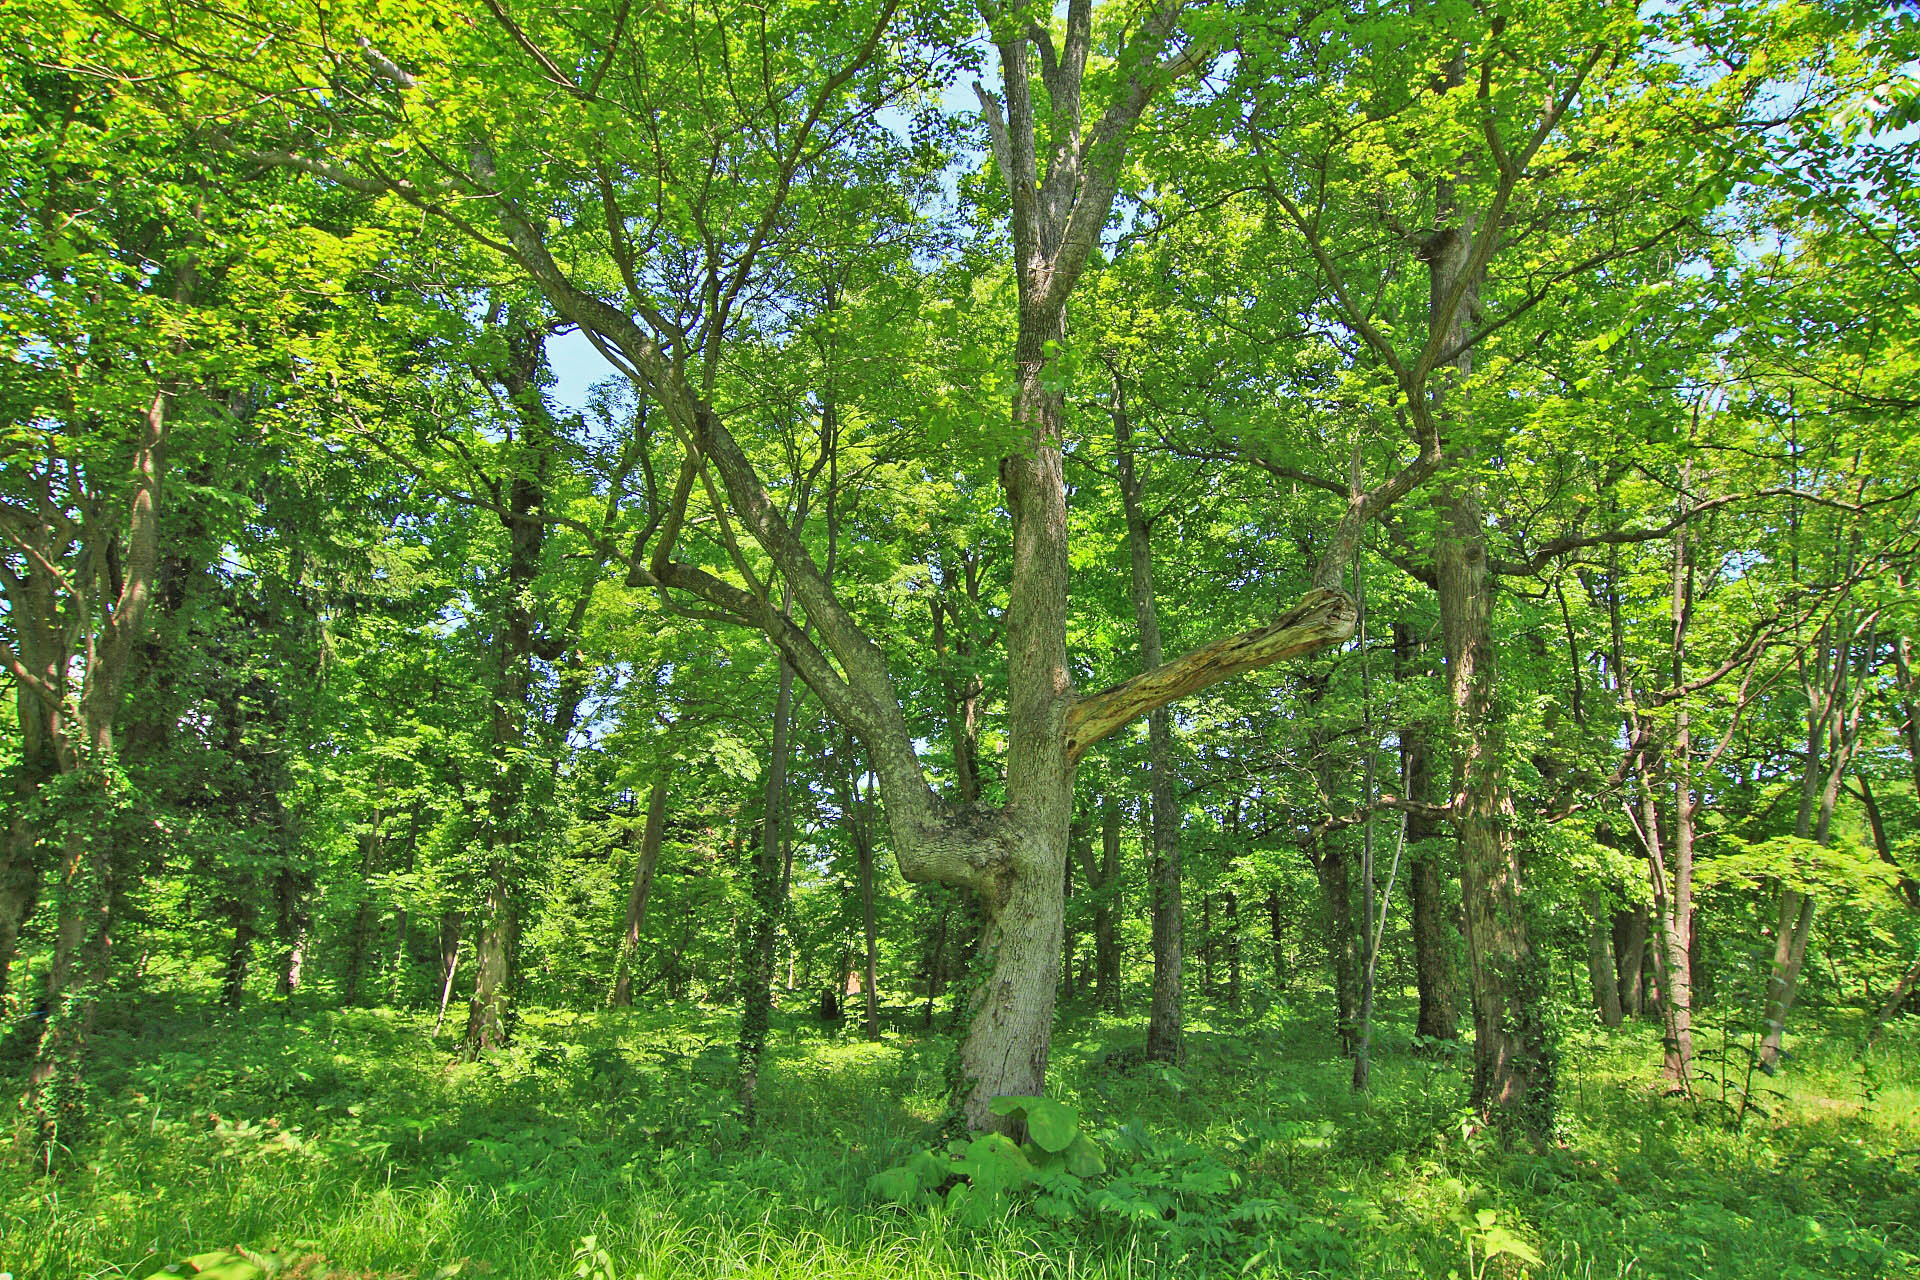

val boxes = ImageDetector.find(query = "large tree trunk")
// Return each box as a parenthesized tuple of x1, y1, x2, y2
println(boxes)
(1613, 906, 1648, 1019)
(463, 870, 514, 1054)
(463, 324, 561, 1059)
(1430, 226, 1553, 1137)
(610, 781, 668, 1007)
(1585, 891, 1623, 1028)
(952, 273, 1077, 1128)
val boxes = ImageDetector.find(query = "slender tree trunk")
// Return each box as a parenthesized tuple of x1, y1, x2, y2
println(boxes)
(18, 349, 176, 1161)
(1871, 955, 1920, 1041)
(1395, 624, 1458, 1043)
(433, 914, 462, 1037)
(342, 813, 382, 1008)
(739, 658, 797, 1119)
(1200, 891, 1215, 997)
(462, 324, 561, 1059)
(856, 757, 881, 1042)
(1076, 799, 1122, 1011)
(1267, 888, 1286, 990)
(1061, 848, 1077, 1001)
(1758, 607, 1867, 1071)
(924, 897, 950, 1028)
(610, 780, 668, 1007)
(1315, 841, 1360, 1055)
(1225, 889, 1242, 1012)
(1114, 377, 1183, 1063)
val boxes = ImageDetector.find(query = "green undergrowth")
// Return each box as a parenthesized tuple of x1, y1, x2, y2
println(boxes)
(3, 995, 1916, 1279)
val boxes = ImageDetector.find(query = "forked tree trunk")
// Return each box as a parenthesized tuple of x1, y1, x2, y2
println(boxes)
(1759, 605, 1868, 1071)
(952, 298, 1076, 1127)
(610, 780, 668, 1008)
(19, 359, 176, 1162)
(509, 13, 1353, 1135)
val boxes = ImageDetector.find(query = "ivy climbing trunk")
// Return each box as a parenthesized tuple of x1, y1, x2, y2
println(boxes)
(463, 325, 553, 1059)
(18, 364, 175, 1163)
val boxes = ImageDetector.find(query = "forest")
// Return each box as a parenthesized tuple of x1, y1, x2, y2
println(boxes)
(1, 0, 1918, 1275)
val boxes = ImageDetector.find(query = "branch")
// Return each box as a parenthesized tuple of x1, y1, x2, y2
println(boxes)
(1066, 587, 1357, 762)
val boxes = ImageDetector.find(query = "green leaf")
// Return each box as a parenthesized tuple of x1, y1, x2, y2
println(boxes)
(1480, 1225, 1545, 1268)
(1064, 1132, 1107, 1177)
(1025, 1099, 1080, 1153)
(866, 1164, 925, 1206)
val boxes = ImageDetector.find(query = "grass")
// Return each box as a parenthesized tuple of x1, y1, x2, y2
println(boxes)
(3, 991, 1916, 1280)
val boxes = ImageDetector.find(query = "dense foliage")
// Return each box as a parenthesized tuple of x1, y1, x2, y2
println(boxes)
(1, 0, 1917, 1274)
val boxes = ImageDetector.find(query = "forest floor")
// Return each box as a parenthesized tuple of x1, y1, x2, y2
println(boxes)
(3, 993, 1917, 1280)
